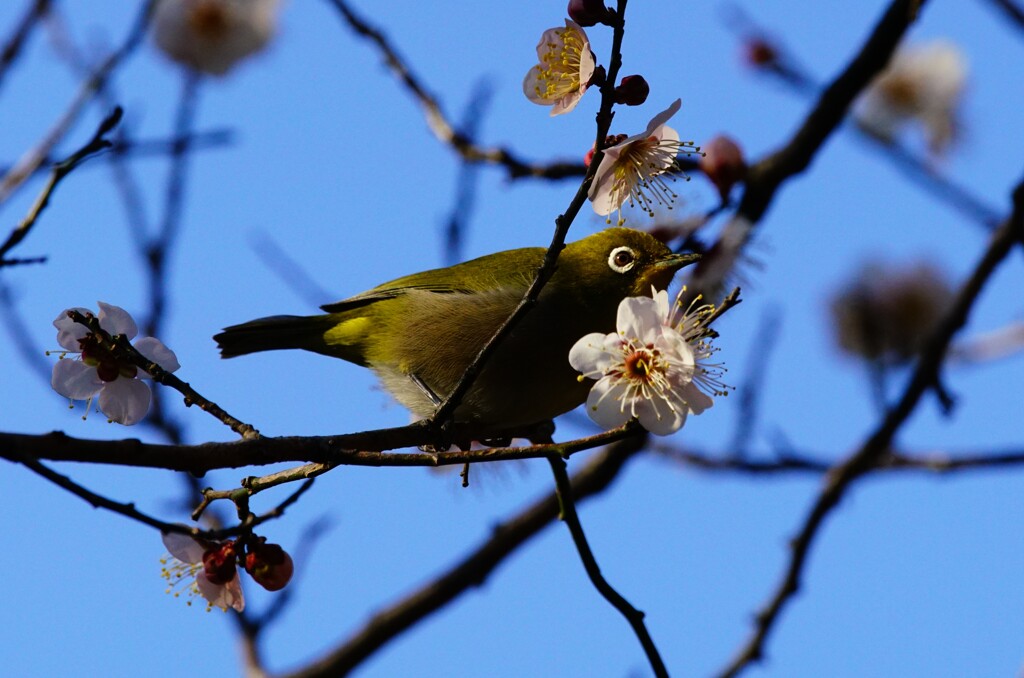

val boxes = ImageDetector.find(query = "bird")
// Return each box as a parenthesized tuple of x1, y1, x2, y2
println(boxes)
(214, 227, 699, 434)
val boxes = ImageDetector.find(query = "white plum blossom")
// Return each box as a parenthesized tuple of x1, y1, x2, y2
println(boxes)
(152, 0, 279, 76)
(51, 302, 179, 425)
(523, 19, 596, 116)
(569, 288, 726, 435)
(161, 533, 244, 612)
(855, 41, 967, 156)
(588, 99, 697, 224)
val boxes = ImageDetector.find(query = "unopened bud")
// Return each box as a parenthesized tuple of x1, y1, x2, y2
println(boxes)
(244, 538, 294, 592)
(699, 135, 746, 201)
(743, 38, 778, 68)
(202, 541, 238, 586)
(567, 0, 615, 27)
(613, 75, 649, 106)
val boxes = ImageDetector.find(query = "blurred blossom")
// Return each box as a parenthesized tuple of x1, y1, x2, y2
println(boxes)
(831, 261, 954, 364)
(569, 288, 726, 435)
(51, 302, 180, 425)
(523, 19, 596, 116)
(152, 0, 279, 76)
(854, 41, 967, 155)
(700, 135, 746, 202)
(161, 533, 245, 612)
(588, 99, 698, 224)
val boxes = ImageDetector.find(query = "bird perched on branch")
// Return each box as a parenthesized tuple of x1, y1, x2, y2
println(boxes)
(215, 227, 699, 433)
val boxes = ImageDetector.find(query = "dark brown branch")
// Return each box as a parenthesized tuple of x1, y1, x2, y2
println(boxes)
(716, 172, 1024, 678)
(281, 434, 647, 678)
(0, 423, 639, 475)
(547, 452, 668, 677)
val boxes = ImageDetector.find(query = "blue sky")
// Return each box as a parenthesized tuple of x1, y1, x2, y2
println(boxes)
(2, 1, 1023, 677)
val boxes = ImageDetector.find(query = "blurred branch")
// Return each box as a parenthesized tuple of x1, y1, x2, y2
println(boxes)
(0, 0, 154, 206)
(982, 0, 1024, 33)
(548, 453, 668, 677)
(730, 5, 1001, 229)
(443, 79, 492, 265)
(656, 444, 1024, 476)
(324, 0, 588, 180)
(250, 231, 335, 309)
(0, 0, 50, 92)
(716, 171, 1024, 678)
(729, 306, 781, 454)
(1, 421, 640, 475)
(282, 433, 647, 678)
(0, 106, 122, 265)
(739, 0, 929, 225)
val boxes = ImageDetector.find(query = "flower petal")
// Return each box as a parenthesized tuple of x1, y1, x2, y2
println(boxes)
(97, 302, 138, 340)
(197, 572, 245, 612)
(162, 532, 206, 564)
(617, 296, 663, 344)
(53, 307, 93, 351)
(97, 377, 151, 425)
(569, 332, 616, 376)
(134, 337, 181, 375)
(634, 390, 688, 435)
(584, 377, 634, 430)
(51, 360, 103, 400)
(643, 99, 682, 137)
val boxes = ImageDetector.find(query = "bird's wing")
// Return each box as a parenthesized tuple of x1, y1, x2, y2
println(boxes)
(319, 246, 543, 313)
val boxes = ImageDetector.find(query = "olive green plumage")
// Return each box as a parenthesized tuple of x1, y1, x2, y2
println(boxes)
(215, 227, 698, 430)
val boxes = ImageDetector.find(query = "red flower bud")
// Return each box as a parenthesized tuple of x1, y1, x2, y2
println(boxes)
(699, 135, 746, 201)
(567, 0, 615, 27)
(202, 541, 238, 586)
(613, 75, 650, 106)
(244, 538, 294, 592)
(743, 38, 779, 68)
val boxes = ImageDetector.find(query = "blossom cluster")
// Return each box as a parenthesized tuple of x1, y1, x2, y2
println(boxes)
(161, 532, 294, 612)
(570, 288, 729, 435)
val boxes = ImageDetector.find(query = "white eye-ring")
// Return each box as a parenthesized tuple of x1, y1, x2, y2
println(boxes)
(608, 246, 637, 273)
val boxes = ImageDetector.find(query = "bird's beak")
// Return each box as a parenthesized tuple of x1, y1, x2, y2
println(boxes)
(654, 251, 701, 272)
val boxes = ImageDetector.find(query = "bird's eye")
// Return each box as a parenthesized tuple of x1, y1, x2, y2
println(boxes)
(608, 246, 637, 273)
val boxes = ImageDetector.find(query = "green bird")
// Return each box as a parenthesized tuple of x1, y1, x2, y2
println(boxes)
(215, 227, 699, 432)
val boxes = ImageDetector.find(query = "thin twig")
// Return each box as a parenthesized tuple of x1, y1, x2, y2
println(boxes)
(982, 0, 1024, 33)
(547, 453, 668, 678)
(66, 310, 260, 439)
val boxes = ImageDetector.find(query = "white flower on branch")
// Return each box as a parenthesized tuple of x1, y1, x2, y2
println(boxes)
(152, 0, 279, 76)
(161, 533, 245, 612)
(51, 302, 180, 425)
(569, 288, 727, 435)
(588, 99, 698, 225)
(855, 40, 967, 156)
(523, 19, 596, 116)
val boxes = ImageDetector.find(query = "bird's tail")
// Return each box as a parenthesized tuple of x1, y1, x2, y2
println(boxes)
(214, 314, 338, 359)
